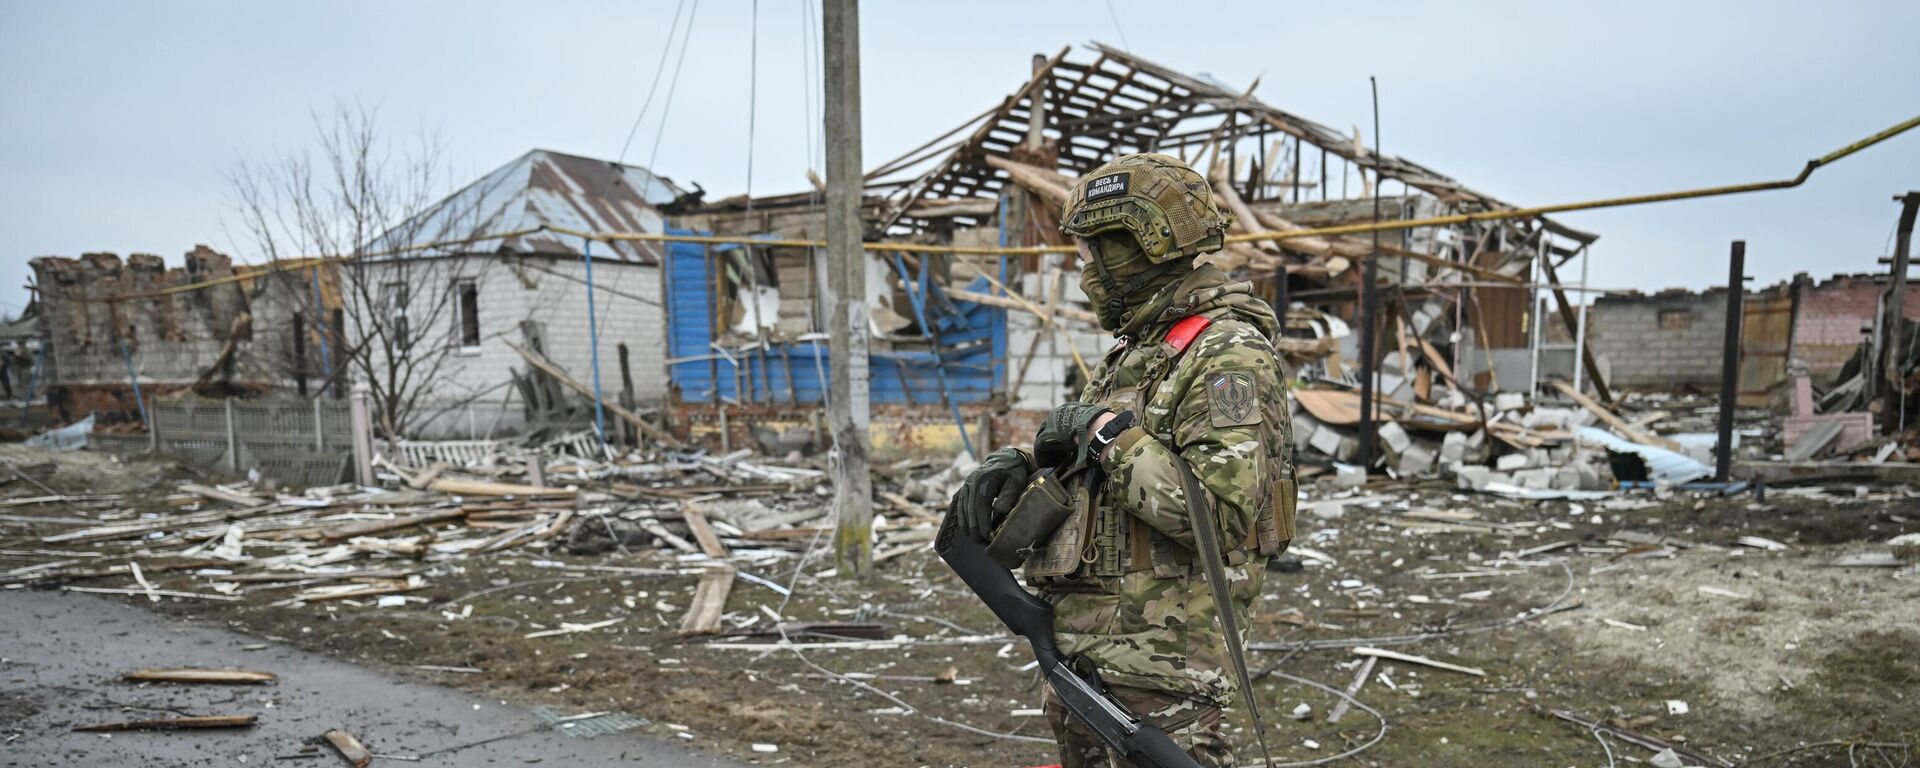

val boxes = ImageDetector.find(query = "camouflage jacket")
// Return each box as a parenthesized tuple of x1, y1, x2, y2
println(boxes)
(1044, 264, 1293, 704)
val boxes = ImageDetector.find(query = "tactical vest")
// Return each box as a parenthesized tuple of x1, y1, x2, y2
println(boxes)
(1026, 312, 1297, 586)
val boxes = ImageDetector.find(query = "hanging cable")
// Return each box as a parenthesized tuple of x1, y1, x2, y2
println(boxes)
(1103, 0, 1133, 54)
(745, 0, 759, 210)
(644, 0, 703, 179)
(616, 0, 689, 164)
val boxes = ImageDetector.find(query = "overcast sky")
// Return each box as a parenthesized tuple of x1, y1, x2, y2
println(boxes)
(4, 0, 1916, 319)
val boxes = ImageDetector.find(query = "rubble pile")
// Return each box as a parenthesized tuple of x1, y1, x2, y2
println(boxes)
(1287, 380, 1750, 496)
(0, 439, 958, 622)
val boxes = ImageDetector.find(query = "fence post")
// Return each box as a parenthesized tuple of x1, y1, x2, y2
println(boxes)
(349, 383, 375, 486)
(148, 393, 159, 454)
(223, 396, 240, 475)
(313, 397, 324, 452)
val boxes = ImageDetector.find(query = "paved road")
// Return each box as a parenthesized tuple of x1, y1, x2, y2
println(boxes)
(0, 588, 753, 767)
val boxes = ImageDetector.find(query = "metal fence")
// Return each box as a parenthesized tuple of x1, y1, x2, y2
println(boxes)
(91, 396, 354, 488)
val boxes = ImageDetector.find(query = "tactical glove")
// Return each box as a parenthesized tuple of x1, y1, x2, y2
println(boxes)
(1033, 402, 1113, 472)
(952, 447, 1034, 540)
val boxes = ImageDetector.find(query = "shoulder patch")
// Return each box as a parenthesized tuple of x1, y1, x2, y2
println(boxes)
(1207, 370, 1260, 427)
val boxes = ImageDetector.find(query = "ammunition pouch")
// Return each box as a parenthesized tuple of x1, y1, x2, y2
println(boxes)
(989, 469, 1075, 570)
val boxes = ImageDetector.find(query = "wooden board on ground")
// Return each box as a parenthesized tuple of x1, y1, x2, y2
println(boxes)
(678, 565, 736, 636)
(124, 668, 277, 685)
(73, 715, 257, 732)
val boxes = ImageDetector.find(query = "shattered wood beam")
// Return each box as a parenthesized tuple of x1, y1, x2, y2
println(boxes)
(504, 340, 685, 448)
(946, 288, 1096, 326)
(1552, 380, 1679, 451)
(1376, 242, 1521, 285)
(984, 154, 1072, 206)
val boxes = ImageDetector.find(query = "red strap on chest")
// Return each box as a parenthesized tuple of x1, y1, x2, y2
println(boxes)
(1163, 315, 1213, 353)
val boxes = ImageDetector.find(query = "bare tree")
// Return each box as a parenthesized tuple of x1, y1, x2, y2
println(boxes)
(228, 103, 496, 440)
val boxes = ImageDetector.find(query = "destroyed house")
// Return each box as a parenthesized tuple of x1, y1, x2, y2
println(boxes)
(666, 43, 1604, 452)
(359, 149, 686, 437)
(27, 246, 343, 425)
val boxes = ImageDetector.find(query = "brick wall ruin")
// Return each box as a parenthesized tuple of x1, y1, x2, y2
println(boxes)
(30, 246, 321, 424)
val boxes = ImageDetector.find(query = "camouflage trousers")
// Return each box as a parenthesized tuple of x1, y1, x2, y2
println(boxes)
(1043, 683, 1233, 768)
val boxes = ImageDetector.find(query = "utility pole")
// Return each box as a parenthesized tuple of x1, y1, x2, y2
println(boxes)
(824, 0, 873, 577)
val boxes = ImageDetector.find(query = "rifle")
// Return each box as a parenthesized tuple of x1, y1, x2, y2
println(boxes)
(936, 508, 1202, 768)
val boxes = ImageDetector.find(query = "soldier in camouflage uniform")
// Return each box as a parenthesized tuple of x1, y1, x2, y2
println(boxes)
(954, 153, 1297, 767)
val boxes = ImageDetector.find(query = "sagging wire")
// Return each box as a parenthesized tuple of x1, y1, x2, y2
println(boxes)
(615, 0, 690, 164)
(1259, 671, 1390, 768)
(769, 530, 1053, 745)
(644, 0, 703, 178)
(1250, 560, 1578, 653)
(1593, 727, 1618, 768)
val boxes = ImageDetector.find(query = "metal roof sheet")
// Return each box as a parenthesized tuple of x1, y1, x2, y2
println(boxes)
(376, 149, 685, 265)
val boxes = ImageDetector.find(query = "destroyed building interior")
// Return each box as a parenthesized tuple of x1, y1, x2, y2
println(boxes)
(4, 39, 1919, 768)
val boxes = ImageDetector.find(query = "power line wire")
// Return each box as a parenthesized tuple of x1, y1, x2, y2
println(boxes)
(1103, 0, 1132, 53)
(644, 0, 703, 178)
(616, 0, 690, 165)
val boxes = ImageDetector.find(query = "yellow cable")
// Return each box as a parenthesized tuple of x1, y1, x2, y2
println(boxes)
(94, 113, 1917, 302)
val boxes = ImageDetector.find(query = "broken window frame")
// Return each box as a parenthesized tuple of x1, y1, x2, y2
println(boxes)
(453, 277, 481, 353)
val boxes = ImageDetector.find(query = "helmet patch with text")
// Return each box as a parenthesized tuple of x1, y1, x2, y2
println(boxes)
(1083, 172, 1130, 202)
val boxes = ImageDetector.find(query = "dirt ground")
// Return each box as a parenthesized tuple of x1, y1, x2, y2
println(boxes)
(3, 446, 1917, 768)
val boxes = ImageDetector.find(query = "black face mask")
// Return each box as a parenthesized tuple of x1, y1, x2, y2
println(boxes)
(1080, 235, 1189, 335)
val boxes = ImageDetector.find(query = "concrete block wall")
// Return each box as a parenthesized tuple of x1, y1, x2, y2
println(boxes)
(1589, 290, 1729, 390)
(1006, 270, 1111, 411)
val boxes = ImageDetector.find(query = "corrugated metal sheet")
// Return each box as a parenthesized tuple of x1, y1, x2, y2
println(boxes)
(1575, 426, 1712, 485)
(379, 149, 684, 264)
(665, 229, 1003, 405)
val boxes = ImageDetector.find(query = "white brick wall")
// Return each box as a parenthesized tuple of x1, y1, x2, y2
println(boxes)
(353, 254, 667, 437)
(1007, 270, 1112, 410)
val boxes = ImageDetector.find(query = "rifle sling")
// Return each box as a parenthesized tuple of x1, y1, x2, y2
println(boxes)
(1170, 452, 1274, 766)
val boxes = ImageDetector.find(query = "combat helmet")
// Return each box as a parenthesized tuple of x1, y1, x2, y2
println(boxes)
(1059, 152, 1233, 260)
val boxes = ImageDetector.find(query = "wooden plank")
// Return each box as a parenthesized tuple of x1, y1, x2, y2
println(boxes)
(317, 508, 466, 541)
(681, 505, 730, 559)
(324, 728, 375, 768)
(73, 715, 257, 732)
(1550, 380, 1681, 451)
(179, 483, 269, 508)
(678, 564, 736, 636)
(430, 478, 575, 499)
(505, 340, 684, 448)
(123, 668, 277, 685)
(1326, 655, 1377, 724)
(1353, 646, 1486, 677)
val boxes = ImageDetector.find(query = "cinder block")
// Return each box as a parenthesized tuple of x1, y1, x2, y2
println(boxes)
(1453, 464, 1491, 490)
(1397, 445, 1436, 477)
(1551, 466, 1583, 490)
(1308, 425, 1345, 457)
(1333, 463, 1367, 488)
(1495, 453, 1531, 472)
(1516, 468, 1555, 489)
(1377, 420, 1412, 454)
(1292, 412, 1322, 452)
(1494, 392, 1526, 411)
(1440, 431, 1468, 464)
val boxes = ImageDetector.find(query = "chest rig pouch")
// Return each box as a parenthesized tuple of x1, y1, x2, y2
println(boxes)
(1025, 313, 1296, 587)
